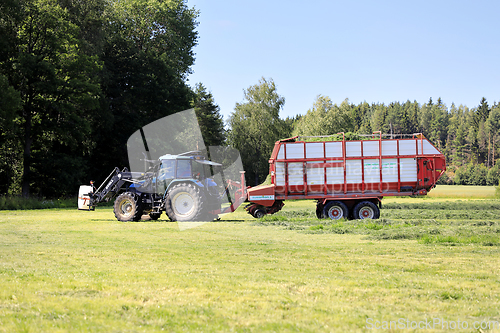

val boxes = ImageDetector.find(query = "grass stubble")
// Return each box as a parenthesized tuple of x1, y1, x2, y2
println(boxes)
(0, 187, 499, 332)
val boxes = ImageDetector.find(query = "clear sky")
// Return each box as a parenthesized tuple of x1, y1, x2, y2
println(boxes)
(185, 0, 500, 121)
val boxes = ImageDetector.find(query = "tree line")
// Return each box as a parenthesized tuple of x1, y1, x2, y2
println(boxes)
(1, 0, 498, 199)
(0, 0, 223, 198)
(230, 80, 500, 187)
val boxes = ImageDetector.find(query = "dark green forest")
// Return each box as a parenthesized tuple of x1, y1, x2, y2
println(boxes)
(1, 0, 499, 199)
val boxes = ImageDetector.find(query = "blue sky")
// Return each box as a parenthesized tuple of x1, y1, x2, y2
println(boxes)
(185, 0, 500, 121)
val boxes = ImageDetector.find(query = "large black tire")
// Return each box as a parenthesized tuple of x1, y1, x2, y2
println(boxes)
(323, 201, 348, 220)
(316, 202, 325, 219)
(252, 208, 266, 218)
(165, 183, 205, 222)
(353, 201, 380, 220)
(114, 192, 143, 222)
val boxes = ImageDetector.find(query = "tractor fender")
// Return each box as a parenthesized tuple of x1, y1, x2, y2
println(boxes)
(164, 179, 204, 197)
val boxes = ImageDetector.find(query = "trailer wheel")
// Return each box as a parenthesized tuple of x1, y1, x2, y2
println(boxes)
(324, 201, 348, 220)
(316, 202, 325, 219)
(252, 208, 266, 218)
(353, 201, 380, 219)
(165, 183, 205, 221)
(114, 192, 143, 222)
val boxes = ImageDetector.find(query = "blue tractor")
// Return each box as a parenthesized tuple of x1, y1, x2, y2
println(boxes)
(80, 151, 246, 222)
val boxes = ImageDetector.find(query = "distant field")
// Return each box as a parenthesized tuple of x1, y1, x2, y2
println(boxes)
(1, 193, 499, 332)
(427, 185, 497, 199)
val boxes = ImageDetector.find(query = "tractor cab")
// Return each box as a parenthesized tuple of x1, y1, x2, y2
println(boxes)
(155, 151, 222, 195)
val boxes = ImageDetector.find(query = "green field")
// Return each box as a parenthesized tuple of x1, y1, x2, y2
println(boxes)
(428, 185, 497, 199)
(1, 187, 500, 332)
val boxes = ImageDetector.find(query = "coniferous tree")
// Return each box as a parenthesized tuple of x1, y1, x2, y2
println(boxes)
(474, 97, 490, 129)
(477, 121, 488, 163)
(428, 98, 449, 149)
(371, 103, 388, 133)
(486, 104, 500, 167)
(419, 98, 433, 137)
(191, 83, 225, 147)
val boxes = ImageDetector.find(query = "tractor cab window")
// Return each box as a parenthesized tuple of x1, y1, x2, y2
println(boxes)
(176, 159, 192, 178)
(157, 160, 175, 194)
(204, 164, 213, 178)
(158, 160, 175, 180)
(192, 160, 205, 180)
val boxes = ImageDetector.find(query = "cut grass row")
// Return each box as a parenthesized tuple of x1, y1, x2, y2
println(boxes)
(256, 199, 500, 246)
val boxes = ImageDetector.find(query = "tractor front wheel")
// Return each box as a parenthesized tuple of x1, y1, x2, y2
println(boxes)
(114, 192, 143, 222)
(165, 183, 205, 222)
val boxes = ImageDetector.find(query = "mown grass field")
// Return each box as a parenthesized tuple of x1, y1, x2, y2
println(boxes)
(427, 185, 497, 199)
(0, 185, 499, 332)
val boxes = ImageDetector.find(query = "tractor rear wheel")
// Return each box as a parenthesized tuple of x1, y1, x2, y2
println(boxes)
(165, 183, 205, 221)
(114, 192, 143, 222)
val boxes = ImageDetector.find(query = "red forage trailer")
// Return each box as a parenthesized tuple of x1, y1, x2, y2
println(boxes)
(245, 132, 446, 220)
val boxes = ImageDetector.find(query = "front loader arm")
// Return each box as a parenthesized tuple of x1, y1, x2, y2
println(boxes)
(89, 167, 134, 206)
